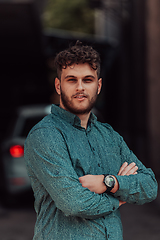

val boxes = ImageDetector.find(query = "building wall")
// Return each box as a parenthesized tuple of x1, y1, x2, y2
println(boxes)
(146, 0, 160, 175)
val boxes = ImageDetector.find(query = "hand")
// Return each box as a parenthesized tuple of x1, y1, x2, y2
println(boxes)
(118, 162, 138, 176)
(79, 175, 106, 194)
(118, 162, 138, 206)
(111, 162, 139, 194)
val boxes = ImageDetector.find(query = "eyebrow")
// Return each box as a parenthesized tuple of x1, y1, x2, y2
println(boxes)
(64, 75, 76, 79)
(64, 75, 96, 79)
(83, 75, 96, 79)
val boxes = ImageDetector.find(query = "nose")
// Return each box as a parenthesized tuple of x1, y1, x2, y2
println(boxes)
(76, 79, 84, 91)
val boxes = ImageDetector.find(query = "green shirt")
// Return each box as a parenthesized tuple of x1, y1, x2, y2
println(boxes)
(24, 104, 157, 240)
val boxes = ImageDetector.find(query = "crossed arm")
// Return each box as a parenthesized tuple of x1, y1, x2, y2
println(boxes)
(26, 126, 158, 217)
(79, 162, 138, 206)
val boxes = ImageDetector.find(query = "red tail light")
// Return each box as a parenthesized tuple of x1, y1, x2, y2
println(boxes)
(10, 145, 24, 158)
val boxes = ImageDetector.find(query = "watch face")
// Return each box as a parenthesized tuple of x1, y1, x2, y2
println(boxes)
(105, 176, 115, 188)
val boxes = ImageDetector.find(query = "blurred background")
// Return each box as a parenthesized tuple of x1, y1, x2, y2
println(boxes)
(0, 0, 160, 239)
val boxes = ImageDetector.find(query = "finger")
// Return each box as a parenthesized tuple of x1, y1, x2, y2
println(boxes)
(79, 176, 86, 183)
(120, 162, 137, 176)
(118, 162, 128, 175)
(126, 166, 138, 176)
(79, 177, 82, 183)
(119, 200, 126, 207)
(121, 162, 136, 175)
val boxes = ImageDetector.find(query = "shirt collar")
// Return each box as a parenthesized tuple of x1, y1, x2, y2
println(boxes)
(51, 104, 97, 129)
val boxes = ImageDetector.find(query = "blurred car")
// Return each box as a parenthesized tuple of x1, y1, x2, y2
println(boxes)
(0, 104, 51, 203)
(0, 104, 104, 205)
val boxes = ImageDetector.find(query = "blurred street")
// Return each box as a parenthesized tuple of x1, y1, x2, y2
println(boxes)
(122, 177, 160, 240)
(121, 185, 160, 240)
(0, 207, 35, 240)
(0, 179, 159, 240)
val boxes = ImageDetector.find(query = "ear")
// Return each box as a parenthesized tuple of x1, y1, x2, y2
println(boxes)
(55, 77, 61, 95)
(97, 78, 102, 95)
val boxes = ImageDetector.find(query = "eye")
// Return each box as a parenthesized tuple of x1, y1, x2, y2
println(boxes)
(83, 78, 93, 83)
(68, 78, 77, 82)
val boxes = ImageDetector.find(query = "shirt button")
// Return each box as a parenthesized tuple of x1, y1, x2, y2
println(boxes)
(113, 207, 115, 210)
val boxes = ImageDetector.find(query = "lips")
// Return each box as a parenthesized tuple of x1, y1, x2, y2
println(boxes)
(74, 95, 86, 99)
(73, 93, 87, 99)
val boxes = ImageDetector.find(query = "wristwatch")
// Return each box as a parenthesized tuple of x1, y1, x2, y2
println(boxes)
(103, 174, 115, 193)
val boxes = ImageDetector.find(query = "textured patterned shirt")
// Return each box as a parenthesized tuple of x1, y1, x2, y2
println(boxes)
(24, 104, 158, 240)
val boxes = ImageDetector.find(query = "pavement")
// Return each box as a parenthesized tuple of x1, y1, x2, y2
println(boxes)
(121, 177, 160, 240)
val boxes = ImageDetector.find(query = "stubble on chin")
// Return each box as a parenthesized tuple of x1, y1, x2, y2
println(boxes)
(60, 90, 98, 115)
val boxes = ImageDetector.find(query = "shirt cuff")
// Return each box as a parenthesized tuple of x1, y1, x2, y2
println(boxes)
(113, 175, 130, 198)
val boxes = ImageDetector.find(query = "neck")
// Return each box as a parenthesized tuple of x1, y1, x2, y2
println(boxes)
(76, 112, 91, 129)
(59, 100, 91, 129)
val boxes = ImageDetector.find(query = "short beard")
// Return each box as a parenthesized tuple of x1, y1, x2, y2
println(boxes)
(60, 89, 98, 115)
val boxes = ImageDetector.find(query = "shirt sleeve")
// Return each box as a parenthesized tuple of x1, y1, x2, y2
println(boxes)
(113, 135, 158, 204)
(24, 126, 119, 220)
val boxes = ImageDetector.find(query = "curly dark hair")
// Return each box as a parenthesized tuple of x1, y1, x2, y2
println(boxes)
(54, 40, 101, 79)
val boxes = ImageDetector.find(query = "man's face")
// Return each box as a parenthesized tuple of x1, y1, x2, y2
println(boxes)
(55, 63, 102, 115)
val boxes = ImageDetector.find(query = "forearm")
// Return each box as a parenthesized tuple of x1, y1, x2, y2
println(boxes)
(79, 174, 119, 194)
(79, 161, 155, 206)
(116, 135, 158, 204)
(114, 170, 158, 204)
(82, 168, 158, 205)
(79, 162, 139, 195)
(59, 189, 120, 219)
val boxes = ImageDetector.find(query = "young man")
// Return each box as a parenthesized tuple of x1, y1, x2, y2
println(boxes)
(24, 41, 157, 240)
